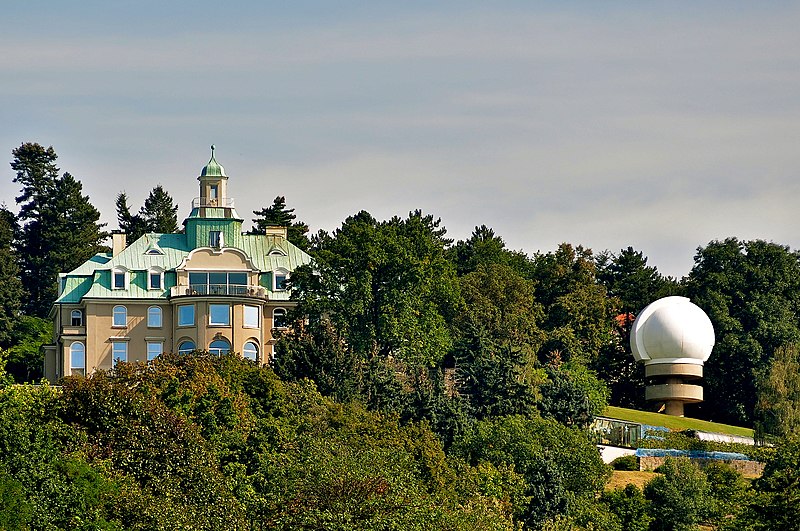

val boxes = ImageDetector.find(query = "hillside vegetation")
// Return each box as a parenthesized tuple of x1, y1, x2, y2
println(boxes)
(604, 406, 755, 437)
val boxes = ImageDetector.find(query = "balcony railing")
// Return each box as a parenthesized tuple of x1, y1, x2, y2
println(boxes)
(170, 284, 267, 299)
(192, 197, 235, 208)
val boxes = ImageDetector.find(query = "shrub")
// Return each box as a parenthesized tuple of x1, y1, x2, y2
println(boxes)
(611, 454, 638, 471)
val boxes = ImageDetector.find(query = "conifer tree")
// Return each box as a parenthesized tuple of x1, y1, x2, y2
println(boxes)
(115, 192, 147, 242)
(116, 185, 178, 242)
(140, 185, 178, 234)
(251, 195, 310, 250)
(0, 207, 23, 346)
(12, 143, 107, 317)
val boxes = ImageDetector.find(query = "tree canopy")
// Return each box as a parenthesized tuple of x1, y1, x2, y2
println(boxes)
(116, 184, 178, 241)
(251, 195, 310, 250)
(12, 143, 107, 317)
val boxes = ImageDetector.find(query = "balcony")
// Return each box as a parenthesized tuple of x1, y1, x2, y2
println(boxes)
(170, 284, 268, 299)
(192, 197, 235, 208)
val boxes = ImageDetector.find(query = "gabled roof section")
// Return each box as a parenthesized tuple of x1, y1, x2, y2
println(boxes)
(240, 234, 312, 271)
(103, 233, 191, 271)
(56, 276, 95, 304)
(66, 253, 112, 276)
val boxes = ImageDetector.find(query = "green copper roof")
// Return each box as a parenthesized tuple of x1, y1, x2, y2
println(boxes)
(200, 145, 226, 178)
(55, 231, 312, 303)
(66, 253, 112, 276)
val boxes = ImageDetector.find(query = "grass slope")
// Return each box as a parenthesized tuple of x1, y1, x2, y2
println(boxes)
(603, 406, 754, 438)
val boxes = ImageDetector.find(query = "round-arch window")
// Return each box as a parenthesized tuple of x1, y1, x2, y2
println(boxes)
(178, 340, 196, 355)
(273, 308, 287, 328)
(147, 306, 162, 327)
(242, 341, 258, 362)
(112, 305, 127, 327)
(209, 338, 230, 356)
(70, 342, 86, 377)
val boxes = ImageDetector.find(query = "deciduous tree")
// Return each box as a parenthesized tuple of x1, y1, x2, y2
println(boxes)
(685, 238, 800, 425)
(285, 210, 460, 411)
(754, 343, 800, 442)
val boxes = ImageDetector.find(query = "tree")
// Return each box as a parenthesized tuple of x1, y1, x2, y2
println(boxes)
(116, 185, 178, 242)
(452, 415, 611, 528)
(4, 316, 51, 382)
(593, 247, 679, 409)
(538, 361, 608, 428)
(754, 343, 800, 442)
(529, 243, 617, 366)
(140, 185, 178, 234)
(685, 238, 800, 425)
(12, 143, 107, 317)
(733, 436, 800, 531)
(596, 247, 680, 316)
(600, 484, 652, 531)
(448, 225, 531, 277)
(644, 458, 713, 531)
(0, 207, 23, 347)
(284, 210, 460, 411)
(116, 192, 148, 242)
(452, 263, 545, 418)
(251, 195, 310, 251)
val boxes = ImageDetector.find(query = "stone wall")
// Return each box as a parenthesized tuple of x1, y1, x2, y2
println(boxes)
(639, 456, 764, 477)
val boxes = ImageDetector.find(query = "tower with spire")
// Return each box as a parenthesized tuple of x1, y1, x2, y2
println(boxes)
(42, 147, 311, 382)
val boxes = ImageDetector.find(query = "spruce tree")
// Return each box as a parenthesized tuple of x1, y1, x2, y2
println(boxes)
(12, 143, 107, 317)
(0, 207, 24, 347)
(116, 186, 179, 243)
(116, 192, 147, 242)
(251, 196, 310, 250)
(140, 185, 178, 234)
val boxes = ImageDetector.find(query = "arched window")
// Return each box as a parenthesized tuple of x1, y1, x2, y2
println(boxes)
(178, 340, 196, 355)
(147, 306, 162, 328)
(70, 342, 86, 377)
(273, 308, 287, 328)
(112, 305, 127, 327)
(209, 338, 230, 356)
(71, 309, 83, 326)
(242, 341, 259, 362)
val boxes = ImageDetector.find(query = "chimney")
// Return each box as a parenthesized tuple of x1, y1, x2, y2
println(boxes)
(111, 230, 127, 256)
(264, 225, 288, 238)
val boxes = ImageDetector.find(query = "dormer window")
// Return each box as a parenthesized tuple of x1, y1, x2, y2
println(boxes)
(209, 231, 223, 248)
(144, 237, 164, 255)
(273, 268, 289, 291)
(112, 267, 128, 290)
(148, 267, 164, 290)
(268, 246, 286, 257)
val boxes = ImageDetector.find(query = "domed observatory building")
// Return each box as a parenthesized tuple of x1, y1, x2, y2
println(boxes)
(630, 296, 715, 417)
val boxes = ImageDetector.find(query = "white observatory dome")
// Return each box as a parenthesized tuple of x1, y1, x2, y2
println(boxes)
(630, 296, 715, 365)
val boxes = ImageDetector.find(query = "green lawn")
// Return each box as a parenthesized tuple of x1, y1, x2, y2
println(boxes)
(603, 406, 754, 438)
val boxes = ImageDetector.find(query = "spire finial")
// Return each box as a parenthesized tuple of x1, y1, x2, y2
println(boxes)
(211, 144, 215, 157)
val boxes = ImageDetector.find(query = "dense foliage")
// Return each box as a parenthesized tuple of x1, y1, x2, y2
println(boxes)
(6, 143, 800, 529)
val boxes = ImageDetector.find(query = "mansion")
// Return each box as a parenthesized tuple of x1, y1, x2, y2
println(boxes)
(43, 148, 311, 382)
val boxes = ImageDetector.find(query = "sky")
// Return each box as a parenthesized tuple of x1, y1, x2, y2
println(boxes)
(1, 1, 799, 278)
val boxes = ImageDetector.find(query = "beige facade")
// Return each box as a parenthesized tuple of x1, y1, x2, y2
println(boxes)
(44, 148, 310, 383)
